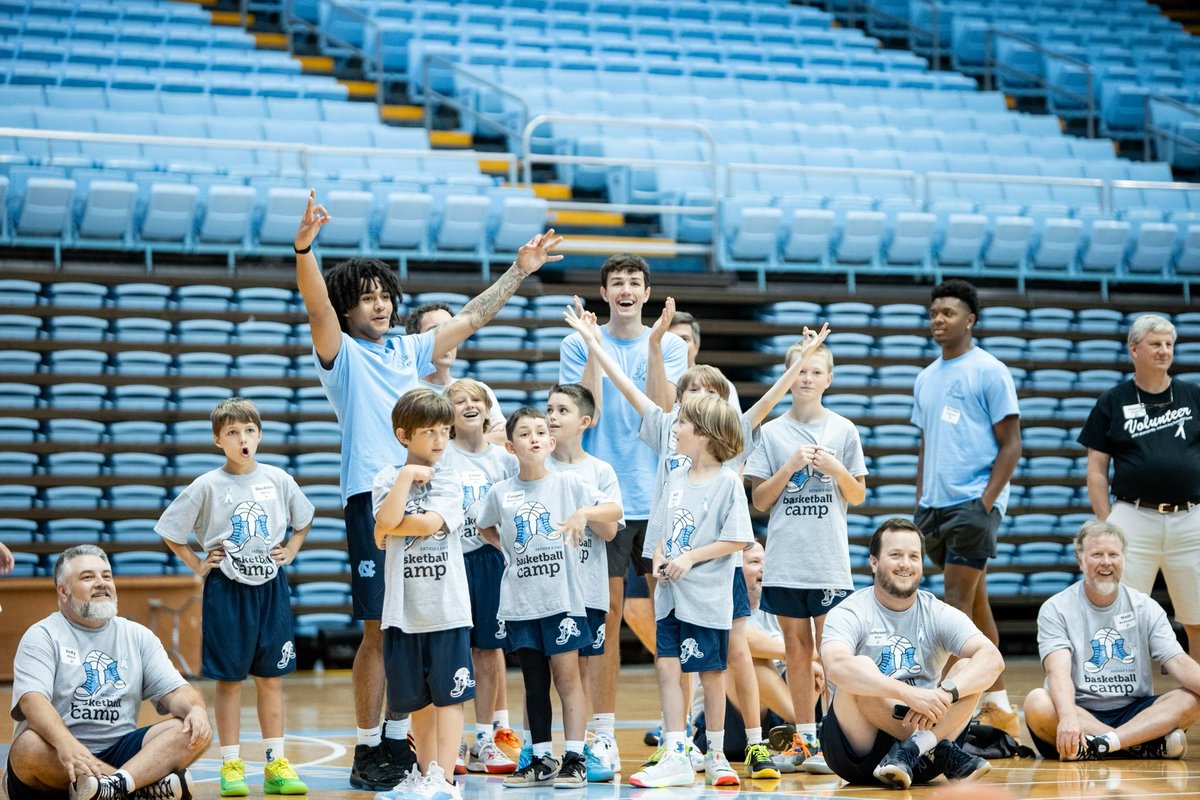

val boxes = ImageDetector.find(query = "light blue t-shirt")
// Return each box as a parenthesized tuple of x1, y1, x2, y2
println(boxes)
(314, 330, 436, 504)
(911, 346, 1019, 514)
(559, 326, 688, 519)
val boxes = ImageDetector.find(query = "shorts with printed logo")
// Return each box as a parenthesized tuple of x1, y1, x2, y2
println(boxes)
(656, 611, 728, 673)
(383, 626, 475, 713)
(505, 612, 594, 656)
(202, 571, 295, 681)
(914, 498, 1000, 570)
(1027, 695, 1159, 760)
(463, 546, 508, 650)
(760, 586, 851, 619)
(580, 607, 608, 657)
(732, 566, 751, 619)
(344, 491, 385, 620)
(608, 519, 653, 577)
(6, 727, 151, 800)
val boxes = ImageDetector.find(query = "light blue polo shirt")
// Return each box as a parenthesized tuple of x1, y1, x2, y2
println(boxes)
(911, 345, 1019, 514)
(315, 330, 436, 504)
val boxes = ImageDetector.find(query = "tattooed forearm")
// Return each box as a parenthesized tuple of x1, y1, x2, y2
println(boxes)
(459, 263, 527, 330)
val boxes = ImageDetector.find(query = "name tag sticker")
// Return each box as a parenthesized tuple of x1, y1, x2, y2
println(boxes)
(1123, 403, 1147, 420)
(668, 490, 683, 507)
(867, 631, 889, 647)
(251, 483, 277, 502)
(60, 646, 81, 666)
(1115, 611, 1137, 631)
(941, 406, 961, 424)
(502, 490, 525, 507)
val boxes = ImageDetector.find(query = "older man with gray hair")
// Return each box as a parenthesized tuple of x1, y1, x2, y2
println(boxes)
(5, 545, 211, 800)
(1078, 314, 1200, 657)
(1024, 520, 1200, 760)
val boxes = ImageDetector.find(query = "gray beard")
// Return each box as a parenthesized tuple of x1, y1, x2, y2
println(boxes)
(72, 596, 117, 622)
(1090, 578, 1120, 597)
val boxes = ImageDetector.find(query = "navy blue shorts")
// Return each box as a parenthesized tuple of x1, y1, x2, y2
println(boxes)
(6, 726, 150, 800)
(202, 571, 296, 681)
(760, 586, 851, 619)
(383, 626, 475, 713)
(580, 607, 608, 657)
(656, 611, 728, 673)
(505, 612, 594, 656)
(1028, 695, 1159, 760)
(822, 700, 969, 786)
(464, 546, 508, 650)
(732, 567, 751, 619)
(344, 491, 385, 620)
(624, 562, 650, 599)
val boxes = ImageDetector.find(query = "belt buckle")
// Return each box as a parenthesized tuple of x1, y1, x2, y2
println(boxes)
(1156, 502, 1174, 514)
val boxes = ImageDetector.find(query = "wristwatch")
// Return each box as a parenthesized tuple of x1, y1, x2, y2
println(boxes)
(938, 678, 959, 703)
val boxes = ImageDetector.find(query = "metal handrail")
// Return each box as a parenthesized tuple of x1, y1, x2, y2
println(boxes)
(520, 114, 719, 268)
(0, 127, 518, 185)
(984, 28, 1095, 138)
(1143, 93, 1200, 162)
(421, 54, 531, 144)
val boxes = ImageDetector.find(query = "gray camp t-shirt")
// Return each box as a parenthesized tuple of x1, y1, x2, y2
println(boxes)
(371, 462, 468, 633)
(653, 465, 754, 630)
(156, 465, 315, 586)
(744, 411, 867, 591)
(822, 588, 979, 691)
(475, 471, 603, 621)
(547, 453, 625, 612)
(438, 442, 518, 556)
(12, 613, 187, 752)
(1037, 581, 1184, 711)
(638, 404, 757, 561)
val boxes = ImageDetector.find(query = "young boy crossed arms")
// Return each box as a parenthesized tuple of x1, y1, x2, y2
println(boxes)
(157, 398, 313, 798)
(476, 408, 622, 789)
(371, 389, 470, 800)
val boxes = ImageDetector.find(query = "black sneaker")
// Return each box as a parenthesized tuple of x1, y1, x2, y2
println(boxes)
(503, 753, 559, 788)
(554, 752, 586, 788)
(1064, 735, 1111, 762)
(350, 744, 408, 791)
(872, 739, 923, 790)
(1127, 729, 1187, 759)
(767, 724, 797, 753)
(383, 736, 418, 777)
(933, 740, 991, 782)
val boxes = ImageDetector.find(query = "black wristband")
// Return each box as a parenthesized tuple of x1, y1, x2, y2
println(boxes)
(294, 244, 312, 255)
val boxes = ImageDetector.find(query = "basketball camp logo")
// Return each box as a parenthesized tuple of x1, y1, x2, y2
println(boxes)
(1085, 627, 1135, 673)
(877, 635, 922, 678)
(404, 492, 447, 550)
(513, 501, 560, 554)
(786, 465, 831, 493)
(449, 667, 476, 698)
(224, 500, 277, 582)
(75, 650, 125, 699)
(556, 617, 581, 645)
(665, 508, 696, 556)
(680, 638, 705, 664)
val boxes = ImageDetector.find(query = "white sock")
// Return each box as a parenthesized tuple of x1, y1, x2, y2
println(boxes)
(664, 732, 686, 753)
(384, 718, 411, 739)
(909, 730, 937, 756)
(493, 710, 510, 729)
(798, 722, 818, 737)
(475, 723, 492, 741)
(564, 740, 583, 757)
(114, 770, 136, 793)
(592, 713, 615, 738)
(220, 745, 241, 763)
(263, 738, 284, 762)
(707, 729, 725, 753)
(533, 741, 553, 758)
(523, 729, 532, 746)
(358, 726, 382, 747)
(981, 690, 1012, 713)
(745, 726, 763, 745)
(1101, 731, 1121, 751)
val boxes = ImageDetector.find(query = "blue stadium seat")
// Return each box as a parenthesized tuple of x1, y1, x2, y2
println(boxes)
(45, 418, 104, 444)
(48, 350, 107, 376)
(110, 453, 170, 477)
(874, 364, 922, 388)
(43, 485, 104, 509)
(0, 280, 42, 307)
(0, 383, 41, 409)
(177, 352, 234, 378)
(176, 319, 234, 345)
(301, 485, 343, 511)
(48, 315, 107, 342)
(293, 453, 342, 478)
(45, 451, 106, 477)
(46, 382, 107, 410)
(108, 485, 168, 509)
(112, 318, 173, 344)
(113, 351, 173, 377)
(46, 282, 109, 308)
(111, 385, 172, 412)
(0, 417, 40, 443)
(176, 285, 233, 312)
(112, 283, 172, 310)
(45, 519, 106, 544)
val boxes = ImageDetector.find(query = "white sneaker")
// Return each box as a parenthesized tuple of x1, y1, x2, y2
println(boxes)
(590, 731, 621, 774)
(421, 764, 461, 800)
(704, 751, 740, 787)
(455, 743, 467, 776)
(686, 745, 705, 773)
(801, 752, 834, 775)
(468, 738, 518, 774)
(373, 768, 424, 800)
(629, 750, 694, 788)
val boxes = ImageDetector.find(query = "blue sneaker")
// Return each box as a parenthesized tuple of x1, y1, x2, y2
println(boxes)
(517, 744, 533, 771)
(584, 739, 614, 783)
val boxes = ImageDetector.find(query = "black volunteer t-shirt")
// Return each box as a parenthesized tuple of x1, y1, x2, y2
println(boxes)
(1077, 378, 1200, 504)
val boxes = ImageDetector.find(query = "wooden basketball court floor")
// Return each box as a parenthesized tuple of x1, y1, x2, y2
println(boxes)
(4, 659, 1198, 800)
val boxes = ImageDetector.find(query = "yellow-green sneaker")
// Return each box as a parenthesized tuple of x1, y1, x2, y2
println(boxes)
(220, 759, 249, 797)
(263, 756, 308, 795)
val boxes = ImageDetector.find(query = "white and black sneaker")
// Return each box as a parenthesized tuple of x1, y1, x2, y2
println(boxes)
(872, 739, 924, 790)
(553, 752, 586, 789)
(503, 753, 559, 788)
(70, 775, 126, 800)
(130, 769, 193, 800)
